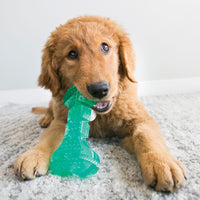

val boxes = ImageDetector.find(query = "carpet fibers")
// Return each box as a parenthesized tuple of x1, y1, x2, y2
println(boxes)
(0, 93, 200, 200)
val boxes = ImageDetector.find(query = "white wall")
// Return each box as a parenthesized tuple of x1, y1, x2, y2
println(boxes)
(0, 0, 200, 90)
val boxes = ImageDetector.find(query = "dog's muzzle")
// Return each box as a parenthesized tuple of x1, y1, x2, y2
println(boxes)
(91, 98, 113, 113)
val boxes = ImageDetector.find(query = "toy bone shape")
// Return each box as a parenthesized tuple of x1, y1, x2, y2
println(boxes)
(49, 86, 100, 178)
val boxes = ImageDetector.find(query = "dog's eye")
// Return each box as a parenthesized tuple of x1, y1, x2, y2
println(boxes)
(67, 50, 78, 60)
(100, 43, 110, 54)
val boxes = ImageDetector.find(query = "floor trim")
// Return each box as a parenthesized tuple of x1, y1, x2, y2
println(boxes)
(137, 77, 200, 96)
(0, 77, 200, 106)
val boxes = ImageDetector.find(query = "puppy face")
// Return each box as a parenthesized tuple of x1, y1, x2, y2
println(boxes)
(39, 16, 136, 113)
(58, 23, 120, 112)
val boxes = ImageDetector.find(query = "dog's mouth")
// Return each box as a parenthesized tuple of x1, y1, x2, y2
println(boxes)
(91, 98, 114, 113)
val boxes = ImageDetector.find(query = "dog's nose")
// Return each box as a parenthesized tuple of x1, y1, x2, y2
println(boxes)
(87, 81, 110, 99)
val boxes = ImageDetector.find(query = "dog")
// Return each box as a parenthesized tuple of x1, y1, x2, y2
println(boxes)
(14, 16, 186, 192)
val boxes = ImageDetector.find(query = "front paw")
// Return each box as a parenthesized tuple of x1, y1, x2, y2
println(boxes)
(14, 147, 50, 180)
(139, 152, 187, 192)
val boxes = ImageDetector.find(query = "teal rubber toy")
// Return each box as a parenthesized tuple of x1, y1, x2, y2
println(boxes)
(49, 86, 100, 178)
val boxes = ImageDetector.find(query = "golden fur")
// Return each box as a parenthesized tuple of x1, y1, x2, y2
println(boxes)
(14, 16, 186, 192)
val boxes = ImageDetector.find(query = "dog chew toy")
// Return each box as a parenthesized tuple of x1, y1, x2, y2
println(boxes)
(49, 86, 100, 178)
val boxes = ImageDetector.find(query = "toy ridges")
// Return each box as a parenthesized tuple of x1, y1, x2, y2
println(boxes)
(49, 86, 100, 178)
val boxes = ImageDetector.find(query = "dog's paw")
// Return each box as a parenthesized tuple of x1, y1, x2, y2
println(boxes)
(14, 147, 50, 180)
(38, 114, 53, 128)
(139, 152, 187, 192)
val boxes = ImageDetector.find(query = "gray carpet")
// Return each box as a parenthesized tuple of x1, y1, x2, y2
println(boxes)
(0, 93, 200, 200)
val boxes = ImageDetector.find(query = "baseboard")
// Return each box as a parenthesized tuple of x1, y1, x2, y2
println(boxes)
(0, 88, 51, 107)
(0, 77, 200, 106)
(137, 77, 200, 96)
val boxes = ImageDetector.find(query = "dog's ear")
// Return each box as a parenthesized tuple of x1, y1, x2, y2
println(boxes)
(118, 33, 137, 83)
(38, 36, 60, 96)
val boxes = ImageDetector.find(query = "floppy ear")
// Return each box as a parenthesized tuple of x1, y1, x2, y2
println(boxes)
(118, 34, 137, 83)
(38, 37, 60, 96)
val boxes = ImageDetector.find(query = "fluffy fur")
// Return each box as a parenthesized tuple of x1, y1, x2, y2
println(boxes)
(14, 16, 186, 192)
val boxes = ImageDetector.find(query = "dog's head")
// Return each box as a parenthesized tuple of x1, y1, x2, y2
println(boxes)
(39, 16, 136, 114)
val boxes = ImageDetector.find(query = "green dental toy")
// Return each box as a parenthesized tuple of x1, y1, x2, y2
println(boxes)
(49, 86, 100, 178)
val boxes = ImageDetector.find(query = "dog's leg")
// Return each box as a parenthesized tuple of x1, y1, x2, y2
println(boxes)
(121, 110, 187, 192)
(32, 100, 54, 128)
(14, 120, 65, 180)
(38, 100, 54, 128)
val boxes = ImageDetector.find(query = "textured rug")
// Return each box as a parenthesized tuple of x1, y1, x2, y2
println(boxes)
(0, 93, 200, 200)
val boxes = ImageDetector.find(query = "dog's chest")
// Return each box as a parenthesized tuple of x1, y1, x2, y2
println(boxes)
(89, 99, 136, 138)
(89, 112, 128, 138)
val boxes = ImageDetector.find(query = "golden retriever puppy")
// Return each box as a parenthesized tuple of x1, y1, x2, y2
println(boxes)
(14, 16, 186, 192)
